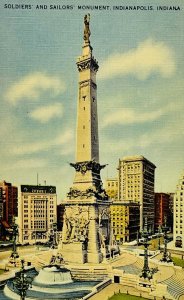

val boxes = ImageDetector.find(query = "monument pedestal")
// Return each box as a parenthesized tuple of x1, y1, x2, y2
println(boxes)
(61, 201, 109, 264)
(61, 242, 87, 264)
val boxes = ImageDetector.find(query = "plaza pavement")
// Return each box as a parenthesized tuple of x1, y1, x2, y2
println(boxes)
(1, 247, 184, 299)
(0, 246, 52, 282)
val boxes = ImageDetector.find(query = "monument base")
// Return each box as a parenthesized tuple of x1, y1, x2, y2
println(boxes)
(87, 250, 103, 264)
(61, 242, 87, 264)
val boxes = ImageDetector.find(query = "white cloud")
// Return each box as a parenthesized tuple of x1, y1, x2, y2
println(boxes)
(102, 116, 183, 154)
(13, 129, 74, 155)
(30, 103, 63, 123)
(99, 39, 176, 80)
(60, 147, 74, 156)
(138, 118, 183, 148)
(5, 72, 65, 104)
(5, 158, 47, 170)
(102, 103, 179, 128)
(103, 108, 163, 127)
(54, 130, 74, 146)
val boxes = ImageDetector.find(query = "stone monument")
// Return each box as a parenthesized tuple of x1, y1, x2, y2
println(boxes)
(61, 15, 110, 264)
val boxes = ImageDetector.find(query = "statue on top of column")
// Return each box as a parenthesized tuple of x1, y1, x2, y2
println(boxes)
(83, 14, 91, 44)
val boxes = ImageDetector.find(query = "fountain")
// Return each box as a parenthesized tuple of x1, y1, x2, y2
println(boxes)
(3, 264, 102, 300)
(33, 265, 73, 285)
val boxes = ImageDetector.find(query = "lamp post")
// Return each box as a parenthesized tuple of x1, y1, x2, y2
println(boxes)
(53, 222, 58, 248)
(140, 217, 153, 280)
(158, 225, 162, 250)
(13, 259, 32, 300)
(52, 222, 58, 249)
(160, 216, 172, 262)
(10, 217, 19, 265)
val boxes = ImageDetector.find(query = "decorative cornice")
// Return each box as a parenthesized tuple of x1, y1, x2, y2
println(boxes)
(70, 160, 107, 175)
(77, 57, 99, 72)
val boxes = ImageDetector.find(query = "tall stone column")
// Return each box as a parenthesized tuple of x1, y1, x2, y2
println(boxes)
(61, 15, 110, 265)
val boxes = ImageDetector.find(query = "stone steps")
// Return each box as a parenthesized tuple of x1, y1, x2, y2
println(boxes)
(162, 274, 184, 300)
(70, 267, 109, 281)
(121, 274, 138, 287)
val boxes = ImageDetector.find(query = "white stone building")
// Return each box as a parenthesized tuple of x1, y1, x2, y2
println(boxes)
(173, 171, 184, 249)
(118, 155, 156, 232)
(19, 185, 57, 245)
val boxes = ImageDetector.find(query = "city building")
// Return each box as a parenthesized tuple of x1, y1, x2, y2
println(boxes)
(118, 155, 156, 232)
(168, 193, 174, 232)
(19, 185, 57, 245)
(0, 187, 3, 238)
(110, 201, 140, 243)
(61, 15, 110, 264)
(173, 171, 184, 248)
(154, 193, 170, 232)
(0, 181, 18, 239)
(0, 187, 3, 221)
(57, 203, 65, 232)
(104, 178, 118, 200)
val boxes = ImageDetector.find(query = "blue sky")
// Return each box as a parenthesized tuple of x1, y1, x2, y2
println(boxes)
(0, 0, 184, 201)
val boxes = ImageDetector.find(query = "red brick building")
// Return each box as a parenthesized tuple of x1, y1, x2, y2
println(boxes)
(0, 181, 18, 239)
(154, 193, 170, 231)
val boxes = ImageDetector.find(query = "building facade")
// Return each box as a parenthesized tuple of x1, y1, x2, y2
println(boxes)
(173, 172, 184, 248)
(110, 201, 140, 243)
(104, 178, 118, 200)
(19, 185, 57, 245)
(154, 193, 170, 232)
(57, 203, 65, 232)
(118, 156, 156, 232)
(0, 181, 18, 239)
(168, 193, 174, 232)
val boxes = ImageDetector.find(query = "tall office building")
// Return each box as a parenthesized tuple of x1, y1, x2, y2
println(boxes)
(104, 178, 118, 200)
(168, 193, 174, 232)
(19, 185, 57, 245)
(118, 155, 156, 232)
(173, 171, 184, 248)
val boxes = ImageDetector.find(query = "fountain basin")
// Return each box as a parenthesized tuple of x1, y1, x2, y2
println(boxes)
(33, 265, 73, 285)
(3, 266, 102, 300)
